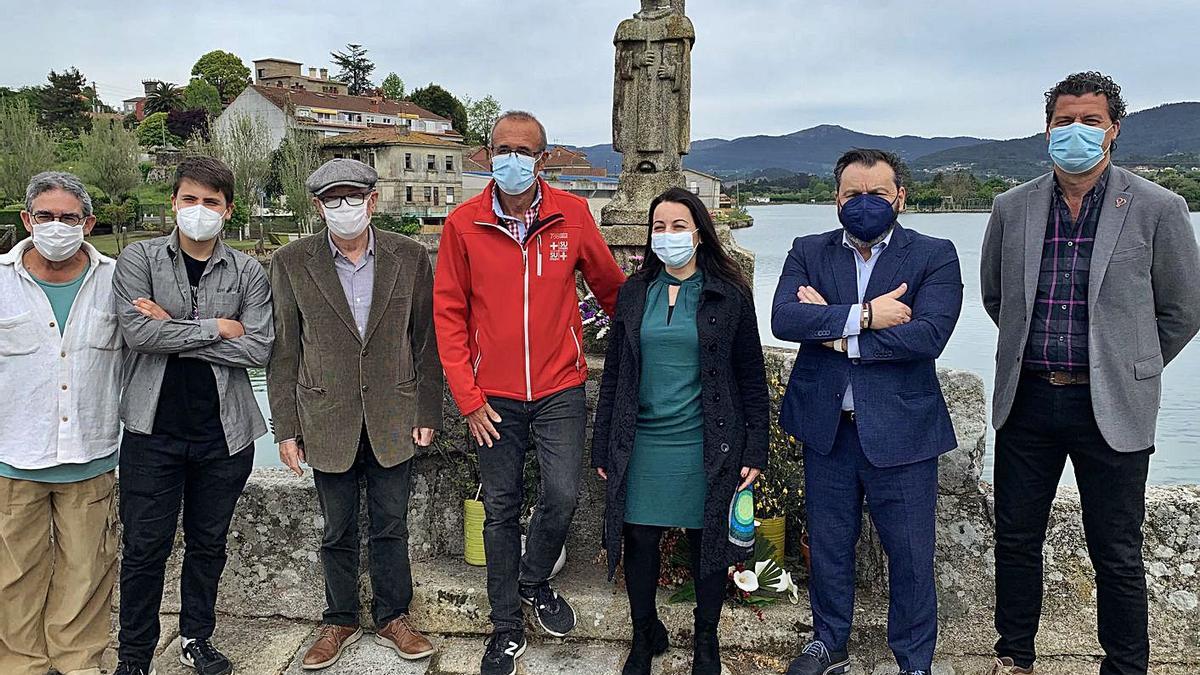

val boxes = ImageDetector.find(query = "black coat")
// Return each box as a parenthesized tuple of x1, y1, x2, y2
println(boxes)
(591, 271, 771, 581)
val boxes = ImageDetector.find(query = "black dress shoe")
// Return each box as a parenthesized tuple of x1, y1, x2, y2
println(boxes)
(786, 640, 851, 675)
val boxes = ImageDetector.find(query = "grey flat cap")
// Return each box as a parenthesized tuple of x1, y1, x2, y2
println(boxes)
(306, 158, 378, 195)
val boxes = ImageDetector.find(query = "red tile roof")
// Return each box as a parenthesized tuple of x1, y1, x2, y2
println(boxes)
(250, 85, 449, 122)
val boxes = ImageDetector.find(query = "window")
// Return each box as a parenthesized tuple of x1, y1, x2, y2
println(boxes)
(406, 186, 413, 203)
(445, 156, 455, 172)
(333, 153, 344, 159)
(257, 69, 265, 79)
(446, 188, 455, 204)
(424, 186, 432, 202)
(405, 153, 413, 170)
(426, 154, 436, 171)
(433, 187, 440, 206)
(351, 152, 361, 161)
(367, 152, 376, 168)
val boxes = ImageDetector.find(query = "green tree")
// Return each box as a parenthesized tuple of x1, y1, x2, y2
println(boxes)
(465, 94, 501, 146)
(211, 113, 272, 241)
(182, 78, 223, 117)
(144, 81, 184, 115)
(274, 128, 322, 235)
(331, 44, 376, 96)
(0, 101, 57, 203)
(408, 83, 468, 137)
(190, 50, 252, 102)
(380, 73, 405, 102)
(0, 86, 43, 113)
(39, 68, 91, 136)
(136, 112, 184, 148)
(79, 119, 141, 202)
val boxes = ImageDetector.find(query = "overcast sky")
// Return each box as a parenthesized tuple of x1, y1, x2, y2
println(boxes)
(3, 0, 1196, 146)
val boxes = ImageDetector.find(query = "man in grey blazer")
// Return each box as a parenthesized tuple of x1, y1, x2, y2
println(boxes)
(982, 72, 1200, 675)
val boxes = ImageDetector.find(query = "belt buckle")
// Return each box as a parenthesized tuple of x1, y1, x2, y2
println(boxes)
(1047, 371, 1077, 386)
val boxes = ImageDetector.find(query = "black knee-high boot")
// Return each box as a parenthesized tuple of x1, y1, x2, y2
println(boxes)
(623, 524, 671, 674)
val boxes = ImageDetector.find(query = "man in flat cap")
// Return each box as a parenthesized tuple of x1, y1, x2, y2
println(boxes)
(267, 158, 443, 669)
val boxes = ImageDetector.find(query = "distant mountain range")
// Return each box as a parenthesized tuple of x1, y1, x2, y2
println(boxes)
(571, 102, 1200, 180)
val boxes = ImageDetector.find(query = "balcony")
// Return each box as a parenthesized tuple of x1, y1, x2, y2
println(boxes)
(295, 115, 367, 130)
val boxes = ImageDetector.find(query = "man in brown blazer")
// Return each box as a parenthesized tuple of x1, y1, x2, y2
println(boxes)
(267, 159, 443, 670)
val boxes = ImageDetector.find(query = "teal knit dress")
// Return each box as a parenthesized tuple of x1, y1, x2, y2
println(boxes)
(623, 269, 706, 529)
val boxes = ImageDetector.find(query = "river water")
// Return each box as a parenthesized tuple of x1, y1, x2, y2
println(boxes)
(248, 204, 1200, 485)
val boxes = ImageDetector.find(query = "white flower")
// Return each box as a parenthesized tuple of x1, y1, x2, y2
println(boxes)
(733, 569, 759, 593)
(771, 569, 794, 593)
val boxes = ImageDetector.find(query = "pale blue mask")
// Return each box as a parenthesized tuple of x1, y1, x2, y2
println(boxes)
(1048, 122, 1112, 174)
(491, 152, 537, 195)
(651, 231, 698, 268)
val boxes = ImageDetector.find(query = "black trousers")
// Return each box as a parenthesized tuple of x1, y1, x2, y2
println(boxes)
(312, 429, 414, 627)
(623, 524, 725, 625)
(994, 374, 1152, 675)
(117, 431, 253, 666)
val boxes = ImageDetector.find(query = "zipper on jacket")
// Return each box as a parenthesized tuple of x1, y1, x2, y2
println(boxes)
(472, 329, 483, 374)
(537, 235, 543, 277)
(522, 248, 532, 400)
(569, 326, 582, 372)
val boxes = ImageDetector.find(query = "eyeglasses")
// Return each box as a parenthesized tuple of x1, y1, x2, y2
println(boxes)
(320, 194, 368, 209)
(491, 147, 544, 159)
(31, 212, 85, 226)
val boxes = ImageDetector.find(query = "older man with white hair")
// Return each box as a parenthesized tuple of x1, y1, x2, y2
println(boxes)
(0, 172, 124, 675)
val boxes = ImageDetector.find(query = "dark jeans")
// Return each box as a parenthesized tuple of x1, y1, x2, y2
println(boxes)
(117, 431, 253, 666)
(478, 386, 587, 632)
(994, 374, 1151, 675)
(623, 525, 724, 625)
(804, 418, 939, 672)
(312, 428, 414, 627)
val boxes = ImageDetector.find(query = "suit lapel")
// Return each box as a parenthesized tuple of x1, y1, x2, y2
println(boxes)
(1023, 176, 1054, 314)
(362, 238, 401, 345)
(1087, 169, 1134, 311)
(305, 234, 362, 343)
(863, 225, 912, 301)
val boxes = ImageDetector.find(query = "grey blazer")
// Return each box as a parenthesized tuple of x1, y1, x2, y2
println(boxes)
(981, 165, 1200, 451)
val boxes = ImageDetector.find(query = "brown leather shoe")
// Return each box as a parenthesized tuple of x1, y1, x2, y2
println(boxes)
(302, 623, 362, 670)
(375, 614, 437, 660)
(990, 657, 1035, 674)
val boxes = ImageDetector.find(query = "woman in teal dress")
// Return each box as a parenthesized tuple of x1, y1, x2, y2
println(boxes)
(592, 188, 770, 675)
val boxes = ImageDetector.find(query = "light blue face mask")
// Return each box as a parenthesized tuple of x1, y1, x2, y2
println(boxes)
(491, 152, 537, 195)
(1048, 122, 1112, 174)
(651, 231, 698, 268)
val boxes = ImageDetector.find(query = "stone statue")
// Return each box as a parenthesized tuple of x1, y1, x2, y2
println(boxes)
(602, 0, 695, 227)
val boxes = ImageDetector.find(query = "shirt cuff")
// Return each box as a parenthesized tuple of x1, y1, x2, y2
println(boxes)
(842, 305, 862, 338)
(847, 335, 860, 358)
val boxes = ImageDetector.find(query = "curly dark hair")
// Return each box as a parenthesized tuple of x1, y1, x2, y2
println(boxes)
(1044, 71, 1127, 124)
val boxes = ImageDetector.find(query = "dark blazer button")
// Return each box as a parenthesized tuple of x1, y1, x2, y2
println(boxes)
(708, 369, 717, 376)
(361, 349, 368, 357)
(720, 443, 729, 453)
(709, 317, 717, 324)
(708, 344, 717, 352)
(714, 393, 721, 402)
(717, 418, 726, 427)
(361, 384, 369, 391)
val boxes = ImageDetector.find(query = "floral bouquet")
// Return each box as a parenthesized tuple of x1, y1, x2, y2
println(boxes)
(577, 255, 644, 352)
(666, 532, 800, 616)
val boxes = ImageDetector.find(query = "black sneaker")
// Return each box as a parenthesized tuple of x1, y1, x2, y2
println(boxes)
(481, 630, 527, 675)
(113, 664, 157, 675)
(786, 640, 851, 675)
(518, 581, 577, 637)
(180, 638, 233, 675)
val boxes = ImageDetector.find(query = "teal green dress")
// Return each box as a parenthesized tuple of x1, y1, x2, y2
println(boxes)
(624, 269, 706, 529)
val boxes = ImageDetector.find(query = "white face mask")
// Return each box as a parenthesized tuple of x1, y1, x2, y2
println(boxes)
(323, 202, 371, 239)
(32, 220, 85, 262)
(176, 204, 226, 242)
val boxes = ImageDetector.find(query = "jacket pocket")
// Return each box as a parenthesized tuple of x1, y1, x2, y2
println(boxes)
(0, 311, 39, 356)
(472, 329, 484, 375)
(87, 309, 123, 350)
(1134, 353, 1163, 380)
(1109, 244, 1148, 264)
(568, 326, 583, 372)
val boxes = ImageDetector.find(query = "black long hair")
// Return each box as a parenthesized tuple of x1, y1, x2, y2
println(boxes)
(634, 187, 752, 297)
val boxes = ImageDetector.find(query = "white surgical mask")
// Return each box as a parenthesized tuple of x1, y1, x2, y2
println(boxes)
(32, 220, 85, 262)
(323, 202, 371, 239)
(176, 204, 226, 242)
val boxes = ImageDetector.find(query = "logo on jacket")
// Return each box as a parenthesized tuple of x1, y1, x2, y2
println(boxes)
(549, 232, 570, 261)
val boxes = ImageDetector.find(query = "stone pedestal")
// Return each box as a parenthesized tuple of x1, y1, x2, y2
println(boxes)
(600, 169, 687, 227)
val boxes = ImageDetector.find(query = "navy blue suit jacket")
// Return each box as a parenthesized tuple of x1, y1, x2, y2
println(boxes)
(771, 223, 964, 468)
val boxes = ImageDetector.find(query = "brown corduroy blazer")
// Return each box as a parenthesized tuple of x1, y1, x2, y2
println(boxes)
(267, 227, 443, 473)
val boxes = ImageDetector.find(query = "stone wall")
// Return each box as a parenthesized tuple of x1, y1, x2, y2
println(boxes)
(145, 347, 1200, 668)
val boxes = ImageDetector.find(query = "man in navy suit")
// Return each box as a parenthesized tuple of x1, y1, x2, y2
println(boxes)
(774, 149, 963, 675)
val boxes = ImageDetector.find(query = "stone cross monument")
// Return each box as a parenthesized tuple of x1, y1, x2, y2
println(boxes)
(601, 0, 695, 227)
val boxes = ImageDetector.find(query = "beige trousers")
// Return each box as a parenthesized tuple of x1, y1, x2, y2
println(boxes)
(0, 472, 118, 675)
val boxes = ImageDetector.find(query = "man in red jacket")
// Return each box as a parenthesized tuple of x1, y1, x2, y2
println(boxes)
(435, 111, 624, 675)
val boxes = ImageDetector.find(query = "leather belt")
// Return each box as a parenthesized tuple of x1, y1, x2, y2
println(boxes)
(1028, 370, 1090, 386)
(841, 410, 857, 424)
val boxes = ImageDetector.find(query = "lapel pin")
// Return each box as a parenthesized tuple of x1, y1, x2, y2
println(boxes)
(1115, 197, 1127, 209)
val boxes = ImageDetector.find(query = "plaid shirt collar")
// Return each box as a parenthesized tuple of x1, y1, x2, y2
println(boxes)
(492, 182, 542, 242)
(1052, 163, 1111, 210)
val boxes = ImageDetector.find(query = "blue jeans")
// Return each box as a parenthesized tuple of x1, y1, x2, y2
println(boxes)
(804, 417, 939, 672)
(478, 386, 587, 632)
